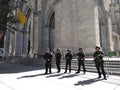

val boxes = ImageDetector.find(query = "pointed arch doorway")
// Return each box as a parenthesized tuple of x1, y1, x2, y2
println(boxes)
(48, 12, 55, 52)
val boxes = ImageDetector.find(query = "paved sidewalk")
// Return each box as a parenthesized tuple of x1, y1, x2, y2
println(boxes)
(0, 62, 120, 90)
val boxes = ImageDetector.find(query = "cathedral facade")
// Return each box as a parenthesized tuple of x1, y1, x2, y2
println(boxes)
(4, 0, 120, 58)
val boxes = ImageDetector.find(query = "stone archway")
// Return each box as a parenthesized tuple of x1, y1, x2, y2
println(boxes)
(48, 12, 55, 51)
(23, 8, 32, 56)
(45, 9, 55, 52)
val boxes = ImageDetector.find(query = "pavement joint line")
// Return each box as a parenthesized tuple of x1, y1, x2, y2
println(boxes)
(16, 68, 120, 86)
(0, 80, 16, 90)
(75, 73, 120, 84)
(113, 85, 120, 90)
(1, 63, 120, 90)
(75, 74, 120, 86)
(41, 73, 120, 89)
(44, 70, 120, 86)
(36, 73, 81, 90)
(20, 70, 120, 87)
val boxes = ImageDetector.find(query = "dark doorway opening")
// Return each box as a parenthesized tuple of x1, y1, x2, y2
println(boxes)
(0, 32, 4, 48)
(48, 12, 55, 52)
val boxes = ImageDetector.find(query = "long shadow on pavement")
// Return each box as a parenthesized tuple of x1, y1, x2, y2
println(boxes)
(17, 73, 46, 79)
(17, 72, 57, 79)
(58, 73, 80, 79)
(46, 73, 65, 78)
(74, 78, 104, 86)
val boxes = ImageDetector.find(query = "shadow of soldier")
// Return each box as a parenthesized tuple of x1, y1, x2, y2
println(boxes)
(74, 78, 104, 86)
(17, 73, 47, 79)
(46, 73, 65, 78)
(58, 73, 80, 79)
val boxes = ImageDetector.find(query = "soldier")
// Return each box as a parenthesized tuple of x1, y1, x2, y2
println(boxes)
(76, 48, 86, 74)
(43, 48, 53, 74)
(55, 48, 62, 73)
(64, 49, 73, 73)
(93, 46, 107, 80)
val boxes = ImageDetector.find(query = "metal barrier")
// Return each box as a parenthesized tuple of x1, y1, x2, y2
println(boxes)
(104, 57, 120, 76)
(58, 57, 120, 75)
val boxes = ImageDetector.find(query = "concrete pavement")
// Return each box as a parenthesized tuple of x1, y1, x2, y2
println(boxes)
(0, 62, 120, 90)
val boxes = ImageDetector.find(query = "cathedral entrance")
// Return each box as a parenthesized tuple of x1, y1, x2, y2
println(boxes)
(48, 12, 55, 51)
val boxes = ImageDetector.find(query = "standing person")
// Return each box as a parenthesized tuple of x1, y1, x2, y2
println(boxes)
(76, 48, 86, 74)
(43, 48, 53, 74)
(93, 46, 107, 80)
(55, 48, 62, 73)
(64, 49, 73, 73)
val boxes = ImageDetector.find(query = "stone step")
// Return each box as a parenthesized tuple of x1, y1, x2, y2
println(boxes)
(53, 58, 120, 75)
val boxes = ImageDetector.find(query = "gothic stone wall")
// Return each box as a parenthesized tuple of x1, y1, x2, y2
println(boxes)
(41, 0, 101, 55)
(55, 0, 100, 55)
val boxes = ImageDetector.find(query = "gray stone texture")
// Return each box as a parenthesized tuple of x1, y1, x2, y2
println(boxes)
(55, 0, 99, 54)
(4, 0, 120, 58)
